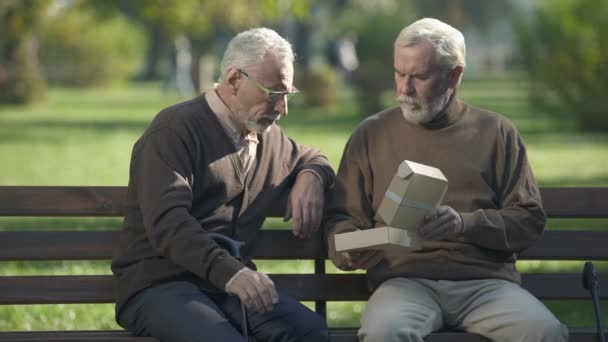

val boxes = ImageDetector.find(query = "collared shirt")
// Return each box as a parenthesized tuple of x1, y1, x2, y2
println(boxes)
(204, 86, 325, 187)
(205, 86, 258, 173)
(112, 92, 335, 314)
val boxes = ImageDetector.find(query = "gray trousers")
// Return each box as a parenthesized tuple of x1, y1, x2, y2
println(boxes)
(359, 278, 568, 342)
(118, 278, 329, 342)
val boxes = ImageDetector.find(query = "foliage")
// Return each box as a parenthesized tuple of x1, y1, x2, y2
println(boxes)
(39, 9, 146, 87)
(412, 0, 512, 32)
(81, 0, 312, 81)
(0, 0, 50, 104)
(338, 4, 414, 115)
(86, 0, 310, 39)
(296, 63, 340, 108)
(515, 0, 608, 131)
(0, 37, 46, 104)
(0, 0, 49, 57)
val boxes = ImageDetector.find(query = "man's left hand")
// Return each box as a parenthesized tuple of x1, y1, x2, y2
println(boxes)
(284, 172, 324, 238)
(418, 205, 463, 241)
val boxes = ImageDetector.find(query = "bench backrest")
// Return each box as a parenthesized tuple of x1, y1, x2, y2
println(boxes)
(1, 186, 607, 315)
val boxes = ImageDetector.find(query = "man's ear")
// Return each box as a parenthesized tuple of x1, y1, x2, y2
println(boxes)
(447, 65, 464, 89)
(225, 67, 241, 94)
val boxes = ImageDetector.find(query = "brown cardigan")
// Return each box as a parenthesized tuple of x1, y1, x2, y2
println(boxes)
(324, 96, 546, 290)
(112, 94, 334, 314)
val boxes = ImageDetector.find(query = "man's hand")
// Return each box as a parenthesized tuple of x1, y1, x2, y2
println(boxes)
(284, 172, 324, 238)
(225, 268, 279, 314)
(418, 205, 463, 241)
(342, 250, 384, 270)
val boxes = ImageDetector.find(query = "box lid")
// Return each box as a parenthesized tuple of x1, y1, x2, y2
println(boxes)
(398, 160, 447, 181)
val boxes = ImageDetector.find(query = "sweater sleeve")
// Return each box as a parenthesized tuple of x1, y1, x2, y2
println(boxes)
(286, 136, 335, 191)
(460, 127, 546, 253)
(266, 128, 336, 216)
(132, 127, 243, 290)
(323, 130, 375, 270)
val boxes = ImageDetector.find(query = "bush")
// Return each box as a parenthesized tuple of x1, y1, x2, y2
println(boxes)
(515, 0, 608, 130)
(39, 10, 146, 87)
(339, 8, 414, 116)
(296, 64, 340, 108)
(0, 37, 46, 104)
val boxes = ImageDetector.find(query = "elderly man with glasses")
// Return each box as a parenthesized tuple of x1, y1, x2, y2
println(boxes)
(112, 27, 333, 342)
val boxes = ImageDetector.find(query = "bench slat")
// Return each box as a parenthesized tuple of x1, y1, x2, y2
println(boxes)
(1, 273, 606, 304)
(0, 330, 491, 342)
(0, 328, 602, 342)
(0, 330, 492, 342)
(0, 328, 601, 342)
(0, 187, 125, 217)
(1, 186, 607, 217)
(518, 230, 608, 259)
(331, 328, 608, 342)
(0, 330, 157, 341)
(1, 230, 607, 261)
(0, 231, 117, 261)
(0, 230, 326, 261)
(541, 187, 608, 218)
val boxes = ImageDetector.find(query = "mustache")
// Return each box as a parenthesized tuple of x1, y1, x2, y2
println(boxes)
(262, 114, 280, 121)
(396, 95, 417, 104)
(264, 110, 280, 118)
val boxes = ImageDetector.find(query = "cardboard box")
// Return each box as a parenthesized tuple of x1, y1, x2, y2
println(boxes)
(377, 160, 448, 249)
(333, 160, 447, 252)
(334, 226, 419, 253)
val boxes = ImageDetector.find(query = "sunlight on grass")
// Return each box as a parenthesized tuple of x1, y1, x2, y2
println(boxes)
(0, 304, 120, 331)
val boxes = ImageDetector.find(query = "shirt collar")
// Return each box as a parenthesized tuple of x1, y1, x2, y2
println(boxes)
(205, 85, 259, 145)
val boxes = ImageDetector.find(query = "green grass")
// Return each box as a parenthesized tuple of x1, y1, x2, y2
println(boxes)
(1, 79, 607, 331)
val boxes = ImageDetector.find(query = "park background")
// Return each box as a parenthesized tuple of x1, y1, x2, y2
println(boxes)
(1, 0, 607, 331)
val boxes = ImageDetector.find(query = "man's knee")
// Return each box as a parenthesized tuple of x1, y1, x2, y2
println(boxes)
(359, 317, 425, 342)
(519, 318, 568, 342)
(253, 296, 329, 342)
(283, 308, 329, 342)
(359, 327, 424, 342)
(294, 313, 329, 342)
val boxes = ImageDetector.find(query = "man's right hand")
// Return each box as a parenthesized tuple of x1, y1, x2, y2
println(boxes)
(225, 268, 279, 314)
(342, 250, 384, 270)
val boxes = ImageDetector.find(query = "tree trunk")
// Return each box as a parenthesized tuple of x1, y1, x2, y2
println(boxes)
(137, 25, 169, 81)
(0, 36, 46, 104)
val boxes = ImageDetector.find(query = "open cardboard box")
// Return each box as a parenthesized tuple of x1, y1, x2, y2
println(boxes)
(335, 160, 448, 252)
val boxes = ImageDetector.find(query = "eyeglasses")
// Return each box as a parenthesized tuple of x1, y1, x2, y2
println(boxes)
(238, 69, 299, 102)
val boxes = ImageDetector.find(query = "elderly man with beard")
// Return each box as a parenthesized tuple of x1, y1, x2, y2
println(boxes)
(324, 18, 567, 342)
(112, 28, 333, 342)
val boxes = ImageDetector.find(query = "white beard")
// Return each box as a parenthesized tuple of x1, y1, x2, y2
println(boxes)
(397, 90, 451, 125)
(245, 116, 278, 134)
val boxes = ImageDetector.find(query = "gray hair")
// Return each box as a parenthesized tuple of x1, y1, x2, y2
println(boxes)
(219, 27, 294, 81)
(395, 18, 466, 73)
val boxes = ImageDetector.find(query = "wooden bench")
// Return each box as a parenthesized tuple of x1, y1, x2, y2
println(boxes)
(0, 186, 607, 341)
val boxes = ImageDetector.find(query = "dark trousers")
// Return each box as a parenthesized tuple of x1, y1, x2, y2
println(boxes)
(118, 278, 330, 342)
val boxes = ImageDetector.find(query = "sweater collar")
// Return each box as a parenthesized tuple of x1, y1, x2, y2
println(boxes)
(417, 92, 465, 130)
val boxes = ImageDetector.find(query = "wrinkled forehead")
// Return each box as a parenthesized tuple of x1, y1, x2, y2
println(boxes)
(394, 41, 440, 72)
(248, 51, 294, 88)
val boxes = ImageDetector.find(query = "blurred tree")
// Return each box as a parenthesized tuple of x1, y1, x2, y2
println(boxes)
(337, 0, 416, 115)
(39, 7, 146, 87)
(329, 0, 514, 115)
(0, 0, 49, 104)
(516, 0, 608, 131)
(412, 0, 512, 32)
(84, 0, 310, 83)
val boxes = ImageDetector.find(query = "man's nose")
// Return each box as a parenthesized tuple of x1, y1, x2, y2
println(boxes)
(273, 96, 288, 116)
(398, 76, 415, 96)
